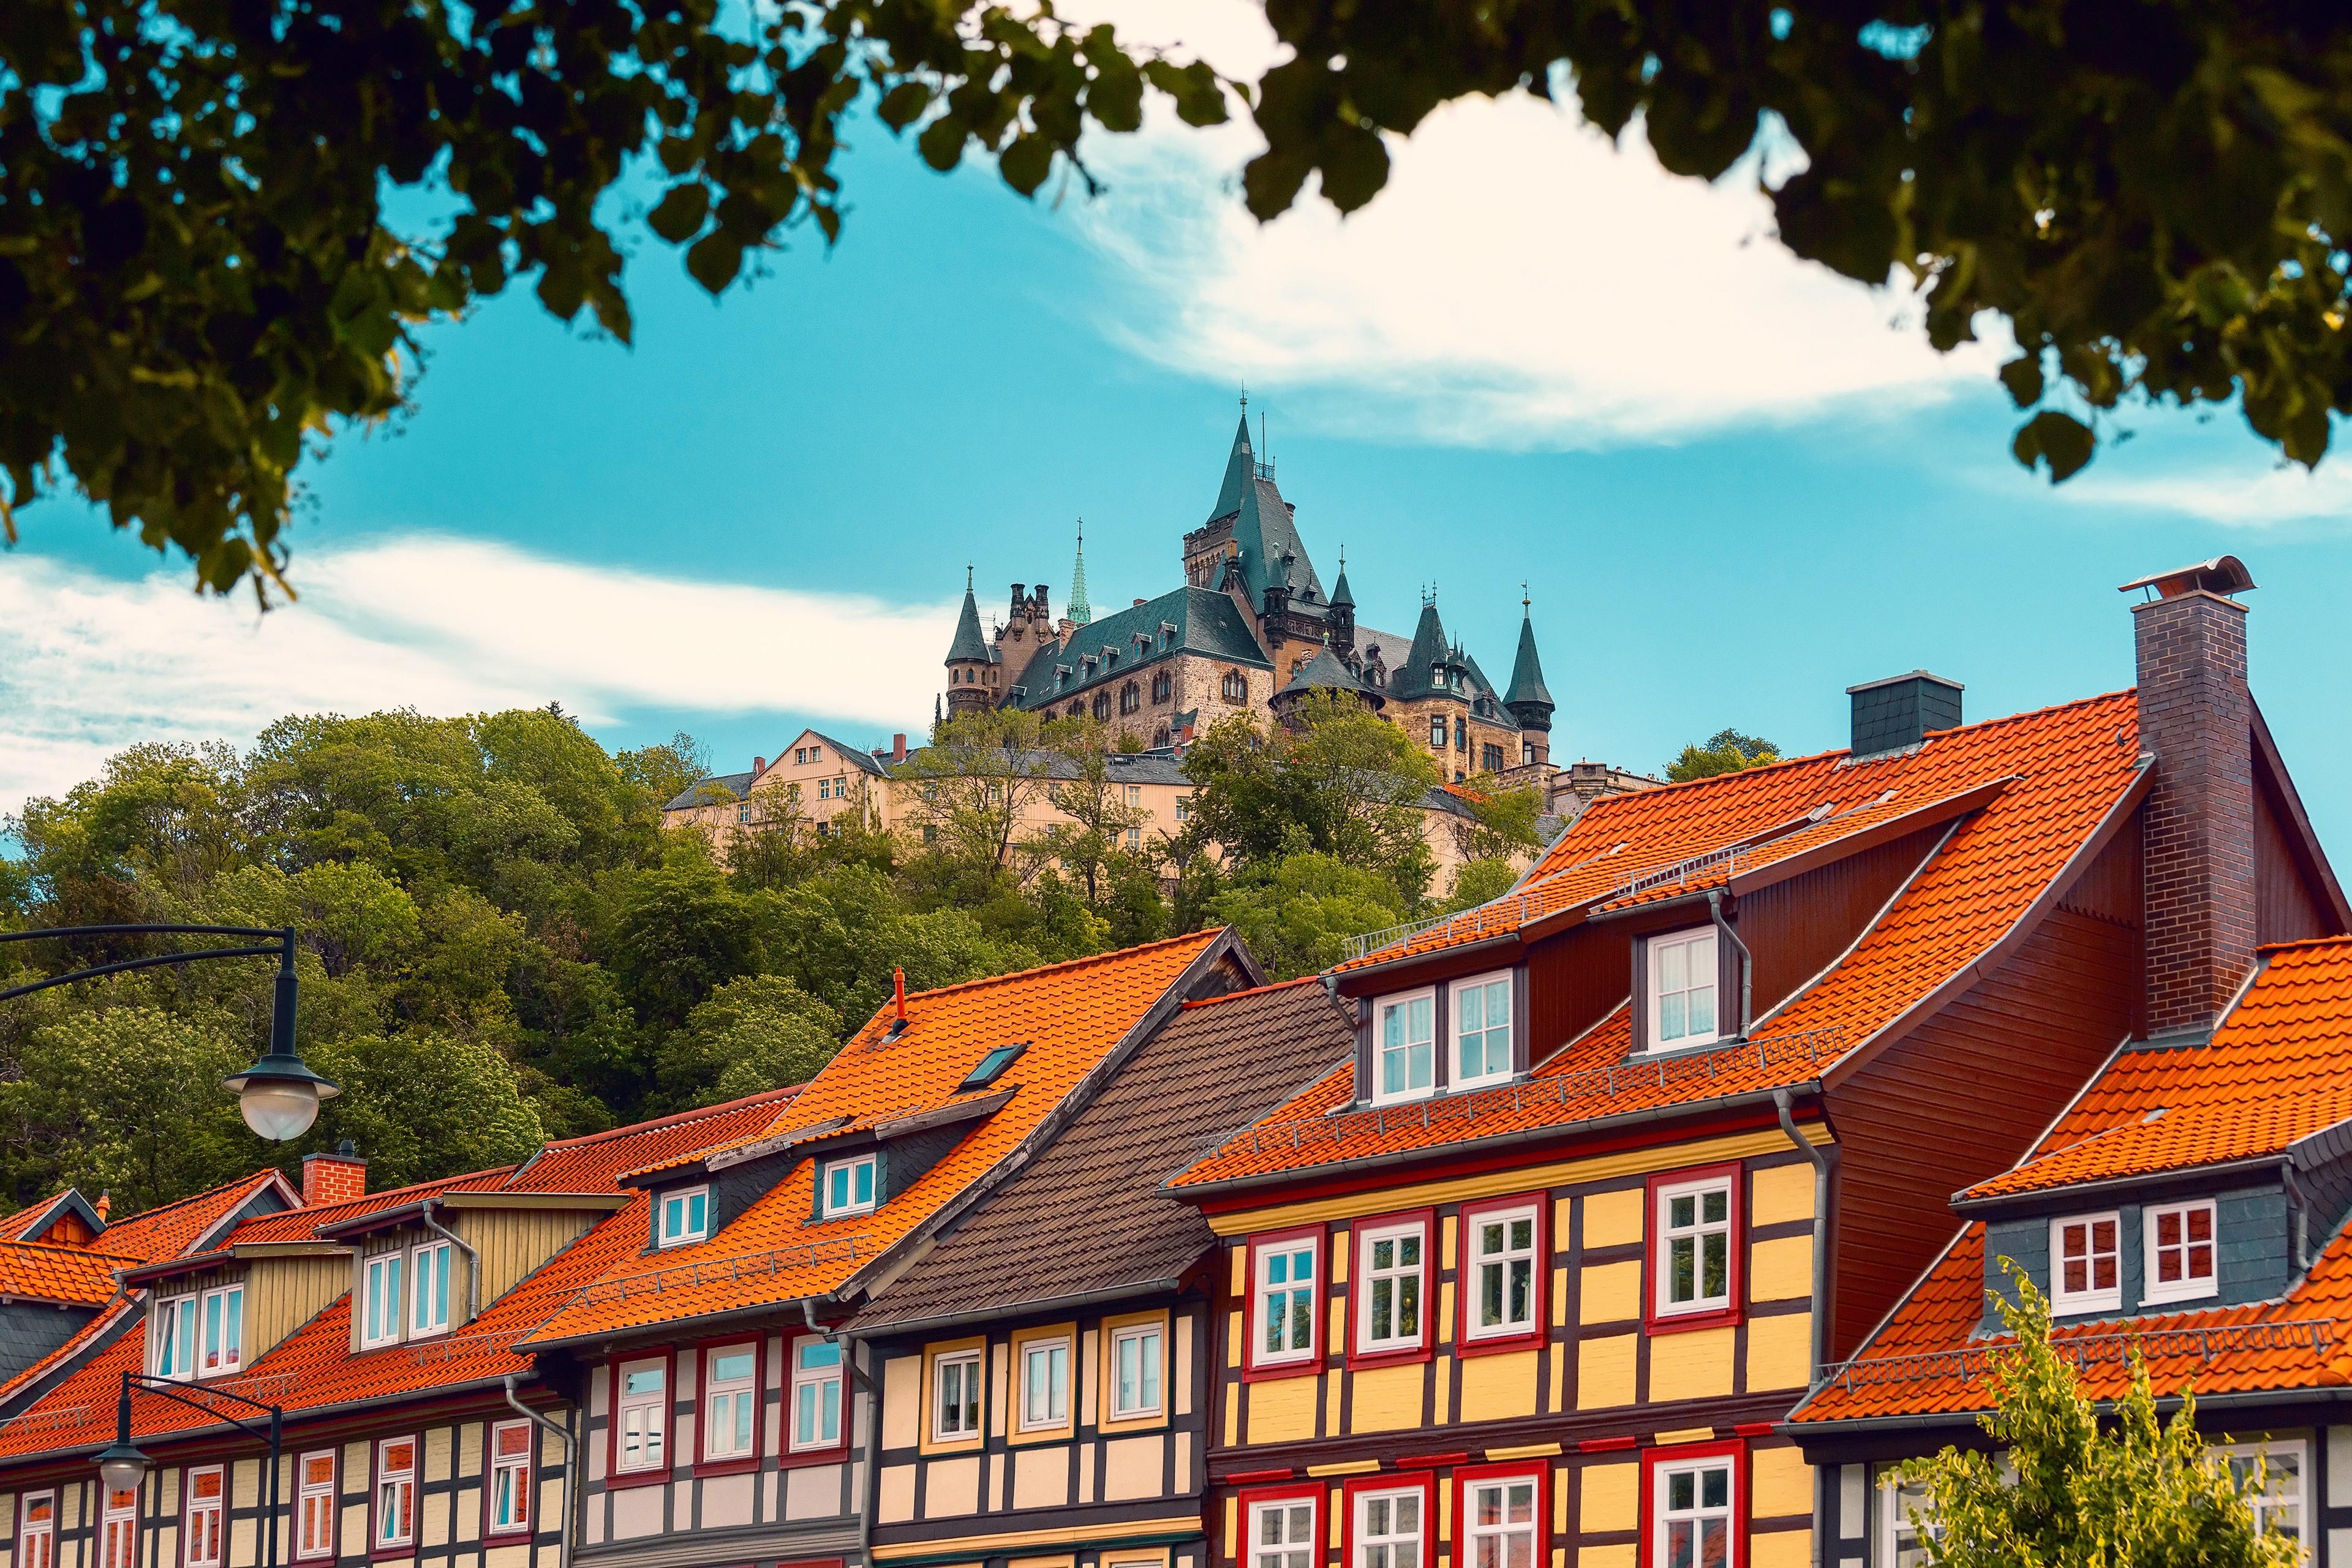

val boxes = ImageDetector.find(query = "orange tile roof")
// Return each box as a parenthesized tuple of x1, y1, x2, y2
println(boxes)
(1959, 937, 2352, 1203)
(1175, 692, 2146, 1190)
(97, 1172, 292, 1265)
(521, 930, 1231, 1345)
(0, 1242, 138, 1307)
(510, 1087, 800, 1192)
(0, 1195, 73, 1244)
(1791, 1221, 2352, 1424)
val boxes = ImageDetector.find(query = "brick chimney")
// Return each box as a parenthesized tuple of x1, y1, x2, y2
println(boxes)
(891, 733, 908, 763)
(2127, 556, 2259, 1038)
(752, 756, 766, 779)
(302, 1139, 367, 1207)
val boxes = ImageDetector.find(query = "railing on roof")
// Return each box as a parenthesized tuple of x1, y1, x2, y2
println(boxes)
(1197, 1027, 1844, 1163)
(554, 1237, 870, 1313)
(1819, 1319, 2346, 1395)
(407, 1328, 526, 1366)
(1342, 890, 1550, 964)
(1607, 843, 1744, 901)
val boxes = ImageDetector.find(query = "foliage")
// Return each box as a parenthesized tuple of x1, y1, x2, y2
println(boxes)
(655, 974, 841, 1113)
(1665, 728, 1783, 783)
(1208, 853, 1409, 981)
(1899, 1262, 2297, 1568)
(1441, 858, 1523, 914)
(1441, 782, 1548, 865)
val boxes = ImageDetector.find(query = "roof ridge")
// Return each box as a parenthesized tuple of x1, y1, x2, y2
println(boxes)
(1179, 977, 1321, 1009)
(283, 1166, 517, 1219)
(0, 1238, 140, 1262)
(526, 1085, 802, 1155)
(104, 1168, 277, 1227)
(867, 928, 1221, 1010)
(2255, 935, 2352, 956)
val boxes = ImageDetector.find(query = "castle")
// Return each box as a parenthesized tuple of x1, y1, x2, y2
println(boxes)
(943, 407, 1570, 790)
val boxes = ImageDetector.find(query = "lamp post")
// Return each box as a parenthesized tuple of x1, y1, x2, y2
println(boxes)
(94, 1372, 285, 1568)
(0, 924, 339, 1140)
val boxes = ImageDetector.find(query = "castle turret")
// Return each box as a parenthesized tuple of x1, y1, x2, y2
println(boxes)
(1326, 554, 1356, 655)
(1505, 595, 1555, 763)
(1068, 522, 1093, 626)
(946, 568, 994, 718)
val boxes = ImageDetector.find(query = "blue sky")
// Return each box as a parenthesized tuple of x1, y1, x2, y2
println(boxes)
(6, 23, 2351, 850)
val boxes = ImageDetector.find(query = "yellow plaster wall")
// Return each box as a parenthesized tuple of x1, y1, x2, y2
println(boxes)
(1751, 1531, 1811, 1568)
(1749, 1164, 1815, 1226)
(1246, 1377, 1319, 1444)
(1574, 1336, 1635, 1409)
(1581, 1191, 1643, 1248)
(1579, 1463, 1637, 1532)
(1749, 1447, 1812, 1520)
(1744, 1312, 1812, 1392)
(1748, 1236, 1814, 1302)
(1578, 1261, 1640, 1325)
(1458, 1350, 1540, 1422)
(1348, 1363, 1423, 1432)
(1645, 1326, 1735, 1404)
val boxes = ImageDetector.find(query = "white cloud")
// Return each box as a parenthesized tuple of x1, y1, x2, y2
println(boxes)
(2061, 456, 2352, 527)
(0, 540, 952, 817)
(1058, 11, 2000, 447)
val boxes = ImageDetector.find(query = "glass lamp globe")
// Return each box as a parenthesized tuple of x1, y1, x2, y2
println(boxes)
(96, 1442, 149, 1495)
(238, 1077, 321, 1142)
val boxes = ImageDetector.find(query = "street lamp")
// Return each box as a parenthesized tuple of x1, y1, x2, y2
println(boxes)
(0, 924, 339, 1141)
(98, 1372, 285, 1568)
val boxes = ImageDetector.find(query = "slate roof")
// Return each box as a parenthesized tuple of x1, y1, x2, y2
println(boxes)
(519, 930, 1246, 1345)
(665, 770, 755, 811)
(948, 581, 993, 664)
(1207, 414, 1324, 609)
(1278, 642, 1372, 699)
(1008, 587, 1270, 710)
(1172, 690, 2150, 1191)
(848, 979, 1353, 1335)
(1504, 610, 1553, 713)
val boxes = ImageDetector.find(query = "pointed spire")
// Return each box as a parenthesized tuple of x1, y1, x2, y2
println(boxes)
(1209, 409, 1256, 522)
(1068, 521, 1093, 626)
(1330, 546, 1354, 609)
(947, 567, 990, 665)
(1505, 591, 1555, 730)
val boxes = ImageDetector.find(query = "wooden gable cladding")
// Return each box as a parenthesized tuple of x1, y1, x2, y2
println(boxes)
(442, 1207, 607, 1310)
(1736, 824, 1951, 1024)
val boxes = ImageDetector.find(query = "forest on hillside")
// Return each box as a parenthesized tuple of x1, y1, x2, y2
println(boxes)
(0, 699, 1552, 1215)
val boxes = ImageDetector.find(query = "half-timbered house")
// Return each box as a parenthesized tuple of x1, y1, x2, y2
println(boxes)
(1164, 558, 2346, 1568)
(846, 978, 1353, 1568)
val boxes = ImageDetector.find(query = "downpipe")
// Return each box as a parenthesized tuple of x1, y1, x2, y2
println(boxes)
(502, 1375, 575, 1568)
(1774, 1087, 1833, 1568)
(421, 1200, 482, 1322)
(805, 1299, 880, 1567)
(1707, 891, 1752, 1036)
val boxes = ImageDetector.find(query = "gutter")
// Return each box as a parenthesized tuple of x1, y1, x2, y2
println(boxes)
(421, 1200, 483, 1323)
(1773, 1088, 1832, 1568)
(1787, 1381, 2352, 1442)
(1709, 891, 1752, 1037)
(1174, 1082, 1824, 1200)
(502, 1376, 574, 1568)
(1951, 1153, 2287, 1217)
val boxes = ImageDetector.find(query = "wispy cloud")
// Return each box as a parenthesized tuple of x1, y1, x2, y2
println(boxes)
(0, 540, 952, 817)
(1063, 60, 1999, 447)
(2061, 454, 2352, 528)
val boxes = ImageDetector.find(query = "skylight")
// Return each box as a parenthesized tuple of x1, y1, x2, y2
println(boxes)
(959, 1042, 1027, 1092)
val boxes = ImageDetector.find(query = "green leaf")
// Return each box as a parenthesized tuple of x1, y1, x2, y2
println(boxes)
(685, 232, 743, 296)
(876, 82, 932, 132)
(1998, 354, 2045, 407)
(647, 184, 710, 245)
(1000, 135, 1054, 196)
(1316, 124, 1390, 214)
(917, 115, 968, 173)
(2014, 410, 2096, 482)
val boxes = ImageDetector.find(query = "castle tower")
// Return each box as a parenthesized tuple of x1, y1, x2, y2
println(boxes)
(1327, 551, 1356, 655)
(945, 568, 994, 718)
(1068, 522, 1093, 627)
(1505, 592, 1556, 765)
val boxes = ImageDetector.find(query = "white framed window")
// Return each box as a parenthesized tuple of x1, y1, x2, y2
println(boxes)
(409, 1241, 451, 1338)
(185, 1464, 224, 1568)
(933, 1349, 982, 1440)
(1648, 929, 1720, 1050)
(1020, 1336, 1071, 1431)
(658, 1186, 709, 1248)
(1356, 1221, 1426, 1353)
(614, 1357, 668, 1473)
(1466, 1474, 1540, 1568)
(791, 1337, 844, 1450)
(153, 1293, 198, 1379)
(1654, 1457, 1733, 1568)
(198, 1283, 244, 1376)
(18, 1492, 54, 1568)
(1250, 1498, 1316, 1568)
(1877, 1472, 1936, 1568)
(703, 1342, 760, 1461)
(2144, 1199, 2218, 1305)
(1467, 1205, 1539, 1340)
(295, 1450, 337, 1560)
(488, 1420, 532, 1534)
(817, 777, 832, 801)
(2215, 1441, 2304, 1548)
(374, 1437, 417, 1549)
(2051, 1213, 2122, 1315)
(1254, 1237, 1318, 1366)
(1355, 1487, 1423, 1568)
(1109, 1323, 1163, 1419)
(361, 1252, 404, 1348)
(1656, 1177, 1735, 1317)
(99, 1485, 135, 1568)
(1373, 989, 1436, 1104)
(1453, 973, 1513, 1088)
(823, 1155, 877, 1218)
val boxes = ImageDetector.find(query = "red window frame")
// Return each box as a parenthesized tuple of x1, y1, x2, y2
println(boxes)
(293, 1448, 338, 1562)
(1456, 1193, 1549, 1356)
(1643, 1161, 1746, 1335)
(1341, 1471, 1434, 1568)
(1235, 1480, 1324, 1568)
(368, 1433, 422, 1562)
(1346, 1208, 1435, 1370)
(1637, 1439, 1747, 1568)
(604, 1348, 677, 1488)
(1451, 1462, 1550, 1568)
(483, 1417, 536, 1540)
(181, 1463, 224, 1568)
(695, 1335, 766, 1477)
(782, 1332, 852, 1468)
(1243, 1224, 1327, 1382)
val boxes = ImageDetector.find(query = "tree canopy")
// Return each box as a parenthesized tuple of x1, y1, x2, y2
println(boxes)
(1665, 726, 1782, 782)
(10, 0, 2352, 595)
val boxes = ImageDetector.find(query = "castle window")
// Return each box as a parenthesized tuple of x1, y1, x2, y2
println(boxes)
(1429, 717, 1446, 748)
(1221, 670, 1246, 703)
(1523, 741, 1536, 766)
(1455, 717, 1468, 750)
(1482, 744, 1504, 773)
(1120, 682, 1140, 715)
(1093, 691, 1112, 721)
(1152, 671, 1172, 703)
(1068, 703, 1084, 720)
(1155, 728, 1172, 750)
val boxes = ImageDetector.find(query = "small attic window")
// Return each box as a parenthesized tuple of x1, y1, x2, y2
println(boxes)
(960, 1042, 1027, 1092)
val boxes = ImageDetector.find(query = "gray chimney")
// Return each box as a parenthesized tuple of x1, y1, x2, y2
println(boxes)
(1847, 671, 1964, 758)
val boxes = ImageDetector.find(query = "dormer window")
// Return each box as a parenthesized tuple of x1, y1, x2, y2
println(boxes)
(959, 1042, 1026, 1091)
(822, 1154, 877, 1218)
(1373, 990, 1436, 1102)
(410, 1241, 451, 1337)
(1453, 971, 1513, 1089)
(658, 1186, 710, 1248)
(2144, 1200, 2217, 1304)
(361, 1253, 404, 1348)
(1646, 929, 1720, 1052)
(154, 1283, 243, 1379)
(2051, 1213, 2122, 1315)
